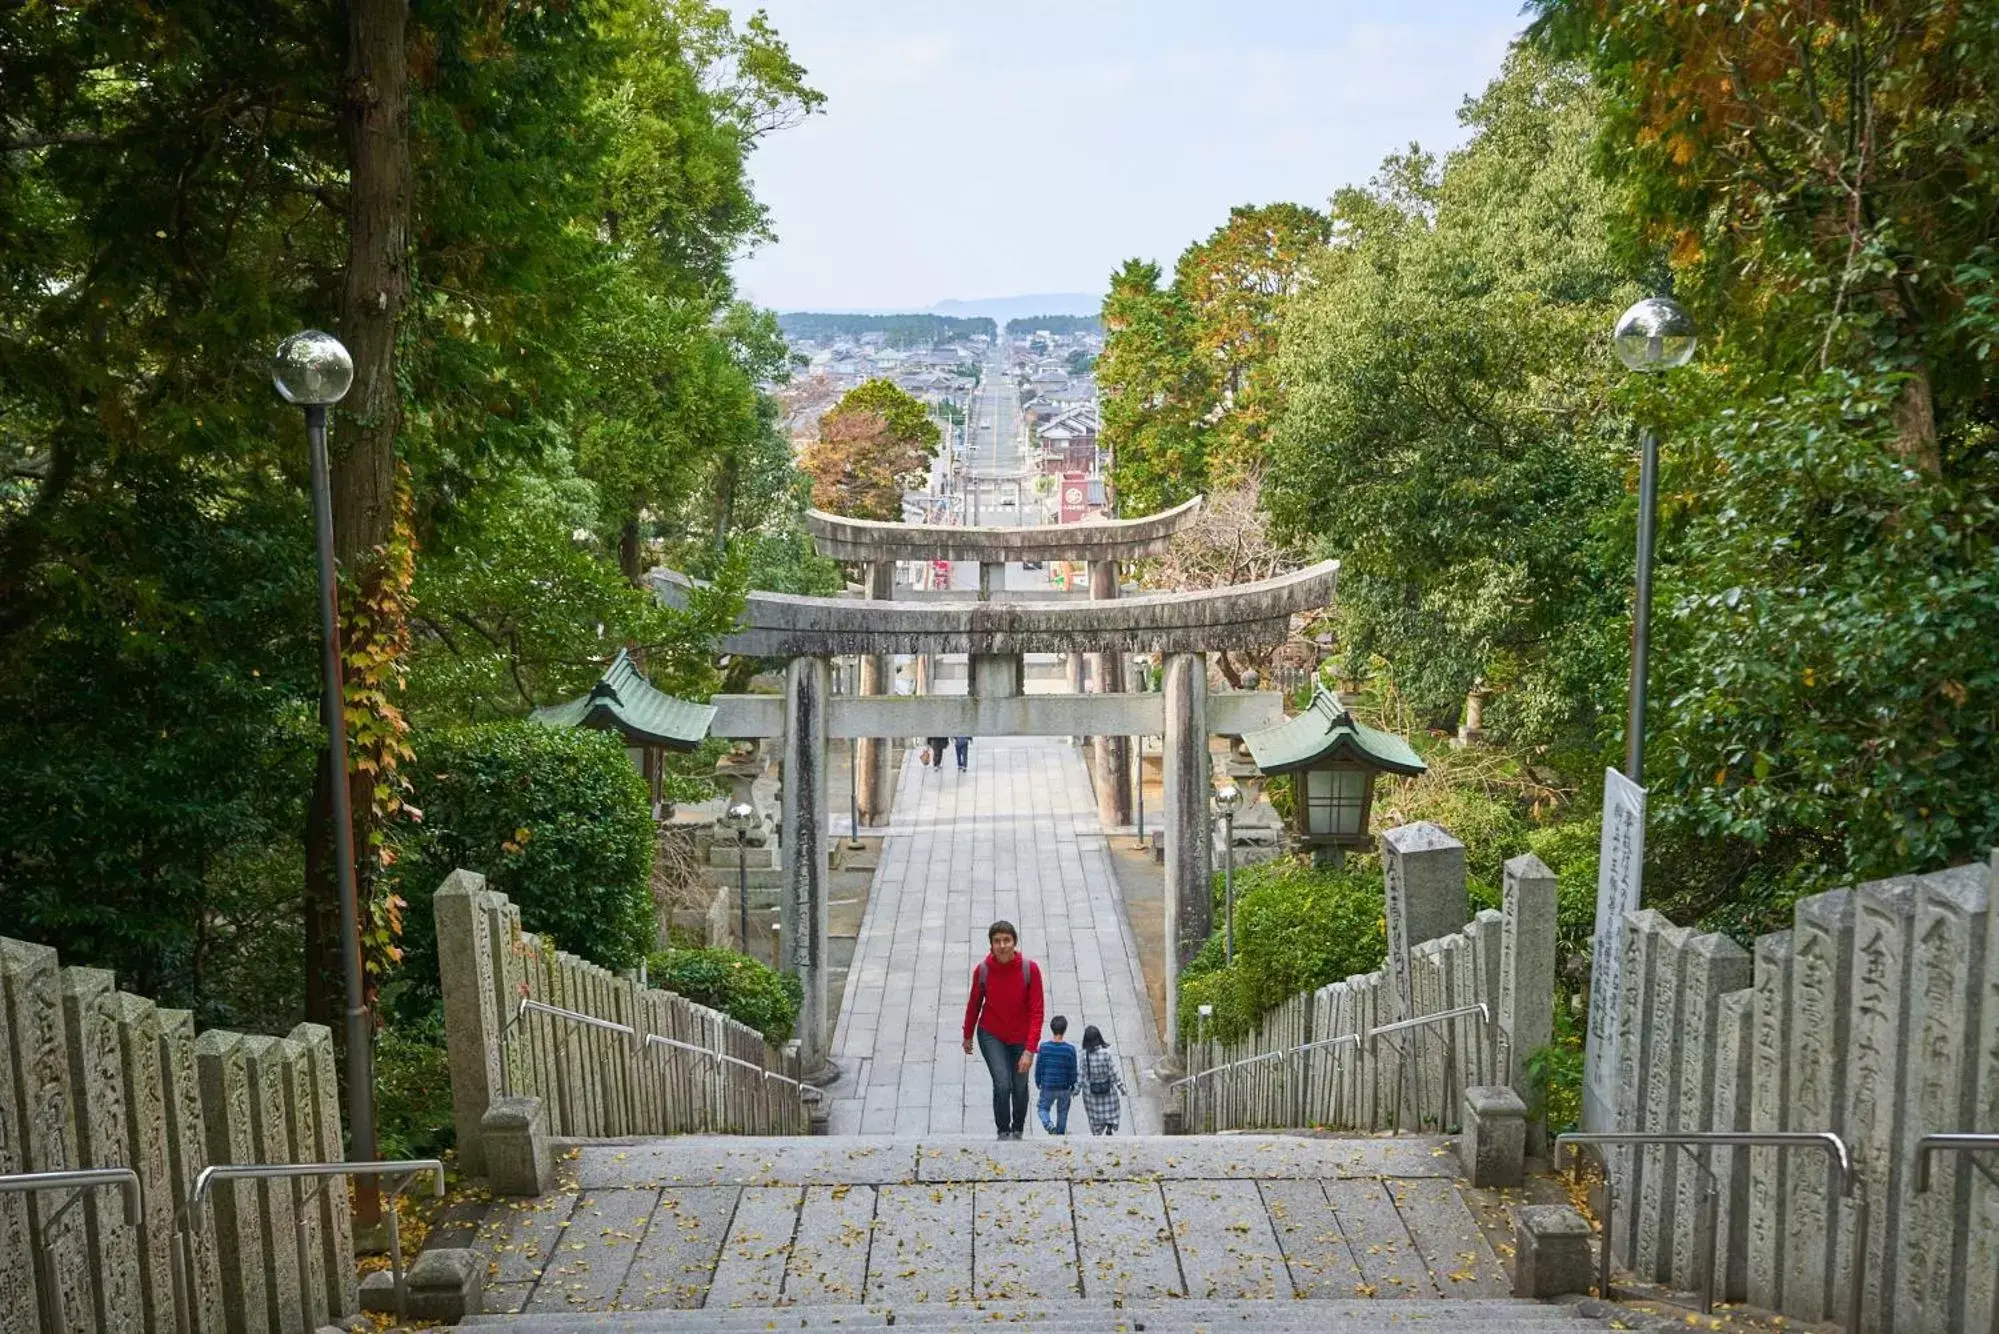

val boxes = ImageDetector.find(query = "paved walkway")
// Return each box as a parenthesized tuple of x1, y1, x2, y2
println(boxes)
(468, 1135, 1518, 1316)
(824, 737, 1165, 1137)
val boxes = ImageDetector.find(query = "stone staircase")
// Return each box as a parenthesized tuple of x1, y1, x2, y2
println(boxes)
(453, 1134, 1585, 1332)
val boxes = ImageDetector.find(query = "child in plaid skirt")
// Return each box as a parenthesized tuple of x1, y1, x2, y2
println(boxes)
(1078, 1024, 1128, 1135)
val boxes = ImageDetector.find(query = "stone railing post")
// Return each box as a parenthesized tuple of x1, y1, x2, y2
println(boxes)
(240, 1035, 303, 1326)
(0, 939, 92, 1331)
(196, 1028, 270, 1334)
(290, 1023, 355, 1320)
(106, 991, 176, 1332)
(1161, 650, 1210, 1052)
(158, 1008, 223, 1334)
(783, 654, 833, 1079)
(1381, 823, 1467, 1130)
(1498, 854, 1556, 1118)
(434, 868, 502, 1176)
(62, 964, 142, 1331)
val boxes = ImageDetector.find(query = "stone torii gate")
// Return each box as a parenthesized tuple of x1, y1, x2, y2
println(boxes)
(655, 501, 1335, 1078)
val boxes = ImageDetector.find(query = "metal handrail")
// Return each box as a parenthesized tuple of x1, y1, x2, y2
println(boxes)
(1168, 1033, 1360, 1090)
(0, 1168, 143, 1332)
(1557, 1130, 1861, 1333)
(510, 996, 805, 1089)
(1366, 1001, 1493, 1048)
(1914, 1132, 1999, 1193)
(175, 1158, 443, 1333)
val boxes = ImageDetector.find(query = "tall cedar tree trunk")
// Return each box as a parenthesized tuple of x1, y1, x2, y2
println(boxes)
(303, 0, 410, 1172)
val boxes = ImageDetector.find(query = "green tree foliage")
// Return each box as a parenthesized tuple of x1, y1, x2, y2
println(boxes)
(1098, 260, 1211, 514)
(390, 722, 657, 1019)
(798, 378, 941, 520)
(1269, 53, 1639, 745)
(1098, 205, 1325, 510)
(0, 0, 821, 1019)
(644, 947, 803, 1045)
(1178, 859, 1386, 1044)
(1529, 1, 1999, 893)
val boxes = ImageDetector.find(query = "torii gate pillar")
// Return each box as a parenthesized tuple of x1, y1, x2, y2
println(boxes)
(1162, 651, 1212, 1051)
(855, 561, 894, 826)
(1090, 559, 1133, 827)
(781, 654, 834, 1080)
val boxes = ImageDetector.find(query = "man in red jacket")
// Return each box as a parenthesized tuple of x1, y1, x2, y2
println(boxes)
(961, 919, 1045, 1139)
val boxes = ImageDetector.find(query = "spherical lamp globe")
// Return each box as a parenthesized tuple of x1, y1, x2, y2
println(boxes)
(723, 802, 757, 834)
(271, 330, 355, 406)
(1612, 297, 1696, 373)
(1212, 784, 1243, 817)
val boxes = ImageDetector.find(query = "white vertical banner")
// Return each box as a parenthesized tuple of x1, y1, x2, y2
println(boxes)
(1582, 767, 1646, 1131)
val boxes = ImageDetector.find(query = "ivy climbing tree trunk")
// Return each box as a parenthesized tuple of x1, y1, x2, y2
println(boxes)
(304, 0, 411, 1212)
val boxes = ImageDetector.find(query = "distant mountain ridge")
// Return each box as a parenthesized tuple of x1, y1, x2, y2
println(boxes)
(931, 292, 1100, 321)
(774, 292, 1102, 323)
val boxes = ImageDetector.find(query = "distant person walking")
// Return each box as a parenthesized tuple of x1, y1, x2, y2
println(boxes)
(953, 736, 971, 771)
(926, 735, 949, 769)
(1034, 1015, 1078, 1135)
(961, 920, 1044, 1139)
(1078, 1025, 1129, 1136)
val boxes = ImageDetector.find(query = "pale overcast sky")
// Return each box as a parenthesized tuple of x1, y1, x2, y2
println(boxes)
(724, 1, 1528, 313)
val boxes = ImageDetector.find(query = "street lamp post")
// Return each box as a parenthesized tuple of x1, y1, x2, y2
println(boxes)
(1610, 297, 1697, 783)
(1212, 785, 1242, 964)
(723, 802, 757, 950)
(270, 330, 376, 1205)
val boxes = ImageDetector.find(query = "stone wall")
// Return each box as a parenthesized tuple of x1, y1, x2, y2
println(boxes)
(1177, 835, 1557, 1137)
(434, 870, 809, 1170)
(0, 935, 354, 1333)
(1605, 853, 1997, 1334)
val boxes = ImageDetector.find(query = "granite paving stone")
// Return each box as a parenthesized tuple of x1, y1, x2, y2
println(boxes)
(1164, 1178, 1289, 1299)
(1385, 1177, 1511, 1298)
(972, 1179, 1079, 1300)
(1072, 1180, 1184, 1300)
(1259, 1178, 1367, 1298)
(524, 1188, 658, 1312)
(1323, 1178, 1436, 1299)
(864, 1182, 975, 1304)
(704, 1186, 801, 1308)
(614, 1186, 737, 1310)
(783, 1184, 876, 1305)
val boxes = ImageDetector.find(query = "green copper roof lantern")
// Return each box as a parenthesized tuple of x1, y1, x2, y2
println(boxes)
(1243, 684, 1426, 854)
(530, 648, 717, 752)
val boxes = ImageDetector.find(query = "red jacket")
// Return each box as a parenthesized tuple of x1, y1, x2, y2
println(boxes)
(963, 952, 1045, 1051)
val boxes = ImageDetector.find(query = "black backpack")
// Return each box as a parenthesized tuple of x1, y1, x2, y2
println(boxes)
(1085, 1047, 1115, 1098)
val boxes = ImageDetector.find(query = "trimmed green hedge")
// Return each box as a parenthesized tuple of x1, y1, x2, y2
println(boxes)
(389, 721, 655, 1019)
(1179, 857, 1387, 1044)
(646, 947, 802, 1045)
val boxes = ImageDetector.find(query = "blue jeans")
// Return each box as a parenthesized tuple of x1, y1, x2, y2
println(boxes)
(1037, 1088, 1072, 1134)
(976, 1029, 1028, 1135)
(953, 737, 970, 768)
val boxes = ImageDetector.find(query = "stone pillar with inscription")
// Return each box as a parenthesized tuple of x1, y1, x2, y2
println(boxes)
(435, 868, 503, 1175)
(1498, 853, 1556, 1110)
(1746, 929, 1794, 1312)
(1970, 852, 1999, 1334)
(1892, 864, 1988, 1333)
(856, 560, 895, 826)
(1161, 650, 1210, 1052)
(782, 654, 833, 1079)
(62, 964, 142, 1332)
(0, 940, 91, 1332)
(1633, 922, 1690, 1284)
(1784, 889, 1855, 1324)
(1670, 932, 1751, 1289)
(1845, 875, 1917, 1332)
(1709, 989, 1755, 1303)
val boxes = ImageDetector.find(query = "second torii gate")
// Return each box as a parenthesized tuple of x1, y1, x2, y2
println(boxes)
(654, 502, 1335, 1079)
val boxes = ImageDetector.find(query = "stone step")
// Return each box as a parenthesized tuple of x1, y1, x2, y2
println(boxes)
(463, 1297, 1581, 1331)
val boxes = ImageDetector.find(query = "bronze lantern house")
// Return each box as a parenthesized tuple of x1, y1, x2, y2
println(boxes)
(1242, 683, 1426, 866)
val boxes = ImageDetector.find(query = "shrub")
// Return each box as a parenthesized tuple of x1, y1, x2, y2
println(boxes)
(1181, 857, 1386, 1043)
(388, 721, 655, 1020)
(646, 947, 802, 1045)
(375, 1016, 456, 1159)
